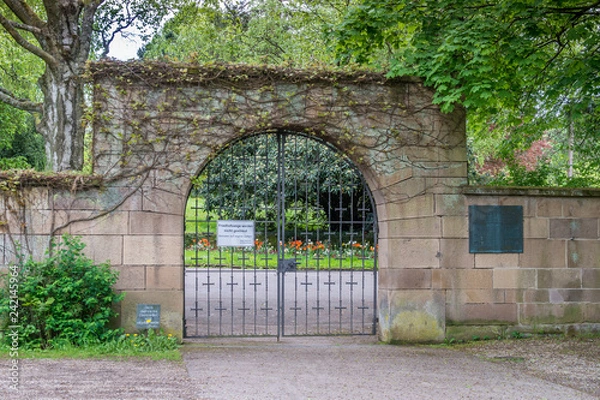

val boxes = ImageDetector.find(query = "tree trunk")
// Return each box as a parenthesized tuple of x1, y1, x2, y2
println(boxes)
(38, 63, 85, 171)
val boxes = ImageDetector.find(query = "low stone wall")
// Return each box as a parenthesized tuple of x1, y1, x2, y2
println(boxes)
(450, 187, 600, 338)
(0, 182, 186, 338)
(376, 186, 600, 341)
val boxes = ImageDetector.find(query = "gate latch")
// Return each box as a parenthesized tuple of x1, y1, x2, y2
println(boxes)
(278, 259, 297, 273)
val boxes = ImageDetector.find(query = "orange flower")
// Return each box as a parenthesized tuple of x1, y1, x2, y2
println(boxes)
(255, 239, 263, 250)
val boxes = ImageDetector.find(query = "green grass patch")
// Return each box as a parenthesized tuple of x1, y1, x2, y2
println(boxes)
(0, 330, 182, 361)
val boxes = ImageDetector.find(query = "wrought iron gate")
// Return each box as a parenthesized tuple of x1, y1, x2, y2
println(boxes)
(184, 132, 377, 338)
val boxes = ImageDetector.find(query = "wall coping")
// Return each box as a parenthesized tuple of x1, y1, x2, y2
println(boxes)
(463, 185, 600, 197)
(87, 60, 423, 87)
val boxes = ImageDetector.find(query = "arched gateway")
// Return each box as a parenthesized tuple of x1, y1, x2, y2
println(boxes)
(88, 61, 466, 341)
(184, 131, 378, 338)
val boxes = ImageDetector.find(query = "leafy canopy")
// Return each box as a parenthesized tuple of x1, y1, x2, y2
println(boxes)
(333, 0, 600, 186)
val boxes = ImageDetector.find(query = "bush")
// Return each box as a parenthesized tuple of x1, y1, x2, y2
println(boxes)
(0, 235, 123, 349)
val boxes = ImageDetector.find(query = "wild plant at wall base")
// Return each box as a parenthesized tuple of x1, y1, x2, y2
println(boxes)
(0, 235, 123, 349)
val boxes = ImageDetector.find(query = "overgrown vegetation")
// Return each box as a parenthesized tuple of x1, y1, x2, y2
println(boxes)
(0, 235, 179, 356)
(0, 236, 123, 349)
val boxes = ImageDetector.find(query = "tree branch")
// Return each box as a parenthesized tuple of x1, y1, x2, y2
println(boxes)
(0, 87, 42, 113)
(2, 0, 45, 27)
(0, 10, 58, 67)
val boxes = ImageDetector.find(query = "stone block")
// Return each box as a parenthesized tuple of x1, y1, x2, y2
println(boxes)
(583, 303, 600, 322)
(523, 217, 548, 239)
(568, 241, 600, 269)
(70, 211, 129, 235)
(547, 289, 600, 303)
(432, 269, 492, 289)
(538, 269, 582, 289)
(142, 188, 186, 214)
(146, 265, 183, 290)
(113, 265, 145, 290)
(520, 239, 566, 268)
(116, 290, 183, 338)
(536, 198, 563, 217)
(475, 253, 519, 269)
(520, 289, 550, 303)
(384, 194, 435, 219)
(519, 303, 583, 324)
(412, 161, 467, 178)
(52, 190, 105, 211)
(441, 216, 468, 238)
(582, 269, 600, 288)
(123, 235, 182, 265)
(378, 268, 431, 290)
(446, 303, 517, 324)
(386, 238, 439, 268)
(563, 198, 600, 218)
(550, 219, 599, 239)
(439, 239, 474, 268)
(378, 289, 445, 342)
(445, 289, 497, 304)
(493, 269, 536, 289)
(80, 235, 123, 265)
(436, 194, 467, 217)
(387, 216, 441, 238)
(130, 212, 183, 235)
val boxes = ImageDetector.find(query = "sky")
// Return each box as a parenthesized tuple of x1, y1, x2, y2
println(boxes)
(107, 32, 142, 60)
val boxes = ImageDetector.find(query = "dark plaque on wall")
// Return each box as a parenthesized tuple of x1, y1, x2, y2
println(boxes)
(469, 205, 523, 253)
(136, 304, 161, 329)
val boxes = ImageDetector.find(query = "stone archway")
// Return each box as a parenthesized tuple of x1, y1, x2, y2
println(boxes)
(88, 61, 467, 341)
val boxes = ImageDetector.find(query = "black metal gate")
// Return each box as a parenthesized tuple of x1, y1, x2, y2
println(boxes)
(184, 132, 377, 338)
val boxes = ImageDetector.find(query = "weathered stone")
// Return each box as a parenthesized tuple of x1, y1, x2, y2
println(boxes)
(146, 265, 183, 290)
(432, 269, 493, 289)
(386, 238, 440, 269)
(538, 269, 582, 289)
(520, 239, 567, 268)
(568, 241, 600, 268)
(446, 303, 517, 324)
(123, 235, 181, 265)
(378, 269, 432, 290)
(439, 239, 473, 269)
(519, 304, 584, 325)
(550, 218, 599, 239)
(475, 253, 519, 269)
(493, 269, 536, 289)
(379, 289, 445, 342)
(115, 290, 183, 338)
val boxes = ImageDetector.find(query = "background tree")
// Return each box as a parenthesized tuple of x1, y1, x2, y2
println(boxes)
(332, 0, 600, 187)
(0, 0, 177, 172)
(141, 0, 356, 66)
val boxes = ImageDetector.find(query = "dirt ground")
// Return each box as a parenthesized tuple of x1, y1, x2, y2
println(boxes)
(457, 335, 600, 397)
(1, 335, 598, 399)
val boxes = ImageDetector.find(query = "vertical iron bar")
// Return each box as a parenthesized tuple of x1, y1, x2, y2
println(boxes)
(276, 133, 286, 340)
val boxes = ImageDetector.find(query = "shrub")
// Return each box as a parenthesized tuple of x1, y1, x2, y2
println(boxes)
(0, 235, 123, 349)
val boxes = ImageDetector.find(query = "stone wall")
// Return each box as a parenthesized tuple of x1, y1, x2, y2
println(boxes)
(1, 62, 598, 342)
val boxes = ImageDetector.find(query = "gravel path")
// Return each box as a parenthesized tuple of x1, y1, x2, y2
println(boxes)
(2, 336, 598, 399)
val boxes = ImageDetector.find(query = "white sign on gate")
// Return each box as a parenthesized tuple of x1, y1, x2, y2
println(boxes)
(217, 220, 255, 247)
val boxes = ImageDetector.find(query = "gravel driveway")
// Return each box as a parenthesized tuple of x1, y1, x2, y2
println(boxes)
(2, 336, 598, 399)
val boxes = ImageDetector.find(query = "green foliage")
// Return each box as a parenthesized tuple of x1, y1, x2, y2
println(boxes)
(0, 236, 123, 349)
(141, 0, 355, 66)
(101, 329, 180, 354)
(0, 114, 46, 170)
(333, 0, 600, 187)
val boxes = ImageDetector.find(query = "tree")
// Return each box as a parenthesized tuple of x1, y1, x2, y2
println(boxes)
(141, 0, 356, 66)
(0, 1, 176, 172)
(332, 0, 600, 186)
